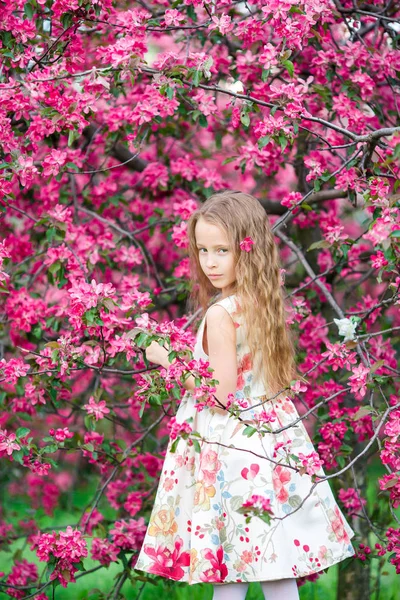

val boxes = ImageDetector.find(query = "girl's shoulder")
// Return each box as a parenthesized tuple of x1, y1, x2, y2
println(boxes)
(208, 294, 242, 328)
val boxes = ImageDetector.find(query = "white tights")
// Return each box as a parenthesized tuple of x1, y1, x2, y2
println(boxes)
(212, 578, 299, 599)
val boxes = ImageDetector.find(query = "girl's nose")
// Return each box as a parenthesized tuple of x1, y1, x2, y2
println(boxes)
(206, 253, 217, 267)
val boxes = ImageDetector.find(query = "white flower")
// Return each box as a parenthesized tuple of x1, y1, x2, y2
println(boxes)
(333, 317, 358, 342)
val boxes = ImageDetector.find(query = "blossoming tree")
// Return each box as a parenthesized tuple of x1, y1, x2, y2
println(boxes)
(0, 1, 399, 599)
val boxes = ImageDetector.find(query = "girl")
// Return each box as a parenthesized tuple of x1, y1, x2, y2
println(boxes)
(134, 191, 355, 599)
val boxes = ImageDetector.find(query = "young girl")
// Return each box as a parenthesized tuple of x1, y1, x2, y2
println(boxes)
(134, 191, 355, 599)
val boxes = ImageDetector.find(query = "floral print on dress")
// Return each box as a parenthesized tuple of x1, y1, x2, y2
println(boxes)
(134, 295, 355, 584)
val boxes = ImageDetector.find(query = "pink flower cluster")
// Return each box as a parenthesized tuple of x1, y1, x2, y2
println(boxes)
(374, 528, 400, 574)
(379, 474, 400, 509)
(338, 487, 366, 516)
(109, 517, 147, 551)
(0, 357, 29, 385)
(5, 559, 38, 600)
(30, 526, 88, 587)
(381, 409, 400, 472)
(297, 452, 324, 476)
(242, 494, 273, 513)
(168, 416, 193, 441)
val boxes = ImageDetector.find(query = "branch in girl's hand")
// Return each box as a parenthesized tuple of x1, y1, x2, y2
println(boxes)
(236, 495, 274, 526)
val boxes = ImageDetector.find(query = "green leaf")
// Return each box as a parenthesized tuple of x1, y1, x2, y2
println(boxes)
(41, 444, 59, 454)
(222, 156, 237, 165)
(390, 230, 400, 238)
(281, 59, 294, 78)
(307, 240, 331, 252)
(198, 114, 208, 128)
(289, 5, 304, 13)
(74, 559, 86, 572)
(186, 4, 197, 21)
(61, 13, 74, 29)
(192, 439, 201, 453)
(353, 407, 373, 421)
(278, 134, 288, 151)
(149, 395, 161, 406)
(240, 111, 250, 127)
(67, 129, 80, 147)
(65, 162, 80, 172)
(24, 3, 34, 20)
(46, 227, 57, 243)
(170, 439, 179, 453)
(258, 135, 270, 149)
(243, 426, 257, 438)
(261, 68, 270, 82)
(192, 69, 201, 87)
(341, 444, 353, 454)
(16, 427, 30, 438)
(314, 179, 321, 192)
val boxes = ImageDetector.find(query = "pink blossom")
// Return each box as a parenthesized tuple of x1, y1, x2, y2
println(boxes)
(208, 15, 234, 35)
(304, 155, 324, 181)
(164, 9, 186, 27)
(370, 250, 388, 269)
(42, 149, 68, 178)
(259, 43, 278, 70)
(0, 358, 30, 385)
(172, 198, 198, 220)
(51, 427, 74, 443)
(338, 487, 366, 515)
(110, 517, 146, 550)
(384, 410, 400, 442)
(0, 430, 21, 456)
(83, 396, 110, 420)
(239, 237, 254, 252)
(379, 474, 400, 509)
(91, 537, 119, 566)
(348, 364, 370, 399)
(30, 526, 88, 587)
(17, 155, 38, 187)
(297, 452, 324, 476)
(124, 491, 142, 516)
(141, 162, 169, 190)
(168, 416, 192, 441)
(81, 508, 104, 536)
(242, 494, 273, 513)
(192, 89, 218, 116)
(172, 221, 189, 248)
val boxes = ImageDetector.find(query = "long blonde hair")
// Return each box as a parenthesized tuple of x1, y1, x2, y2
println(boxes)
(187, 190, 298, 397)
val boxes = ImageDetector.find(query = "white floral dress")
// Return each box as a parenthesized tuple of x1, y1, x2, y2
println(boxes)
(134, 294, 355, 585)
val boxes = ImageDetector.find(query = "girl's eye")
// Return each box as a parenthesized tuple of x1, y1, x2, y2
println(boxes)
(198, 248, 228, 254)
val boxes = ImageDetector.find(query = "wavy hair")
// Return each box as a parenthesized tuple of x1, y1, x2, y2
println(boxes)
(187, 190, 299, 397)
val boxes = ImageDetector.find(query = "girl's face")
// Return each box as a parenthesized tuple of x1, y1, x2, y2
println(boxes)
(195, 217, 236, 297)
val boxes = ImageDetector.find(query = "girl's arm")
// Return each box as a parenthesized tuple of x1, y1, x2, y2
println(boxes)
(204, 305, 237, 415)
(145, 306, 237, 412)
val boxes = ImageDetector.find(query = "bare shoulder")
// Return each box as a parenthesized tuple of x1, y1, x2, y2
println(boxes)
(205, 304, 236, 339)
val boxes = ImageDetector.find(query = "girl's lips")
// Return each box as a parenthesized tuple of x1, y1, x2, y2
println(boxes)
(209, 274, 222, 278)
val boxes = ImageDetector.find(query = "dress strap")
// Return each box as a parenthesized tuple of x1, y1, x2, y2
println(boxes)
(208, 294, 237, 315)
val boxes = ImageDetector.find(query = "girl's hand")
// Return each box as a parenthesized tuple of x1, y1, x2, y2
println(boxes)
(145, 340, 170, 368)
